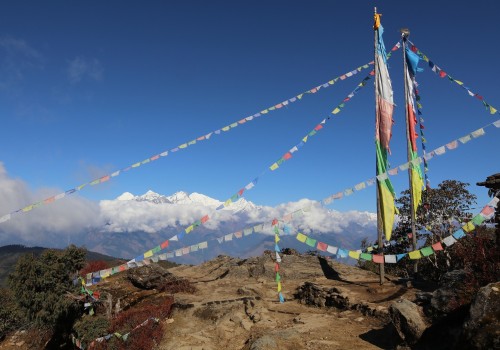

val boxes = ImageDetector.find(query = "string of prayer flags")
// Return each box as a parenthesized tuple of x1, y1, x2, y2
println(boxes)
(293, 196, 496, 265)
(318, 117, 499, 209)
(409, 40, 499, 117)
(0, 58, 380, 225)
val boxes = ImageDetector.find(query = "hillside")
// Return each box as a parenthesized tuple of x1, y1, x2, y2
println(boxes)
(0, 245, 124, 287)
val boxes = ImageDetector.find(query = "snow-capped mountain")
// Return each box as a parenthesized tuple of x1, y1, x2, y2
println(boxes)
(115, 190, 257, 213)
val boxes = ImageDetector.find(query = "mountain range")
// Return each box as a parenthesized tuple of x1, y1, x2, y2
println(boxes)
(0, 190, 378, 264)
(84, 190, 377, 263)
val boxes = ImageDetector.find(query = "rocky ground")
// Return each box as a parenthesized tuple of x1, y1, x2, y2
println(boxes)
(158, 253, 416, 350)
(2, 251, 498, 349)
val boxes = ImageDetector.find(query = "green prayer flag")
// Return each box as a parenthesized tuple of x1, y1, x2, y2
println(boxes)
(420, 246, 434, 257)
(360, 253, 372, 261)
(305, 237, 317, 247)
(472, 214, 485, 226)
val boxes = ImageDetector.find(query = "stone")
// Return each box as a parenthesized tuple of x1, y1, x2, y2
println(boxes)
(463, 281, 500, 349)
(389, 299, 428, 345)
(127, 264, 174, 290)
(430, 270, 468, 316)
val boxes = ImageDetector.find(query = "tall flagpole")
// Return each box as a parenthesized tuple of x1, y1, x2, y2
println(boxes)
(374, 7, 385, 285)
(401, 30, 419, 274)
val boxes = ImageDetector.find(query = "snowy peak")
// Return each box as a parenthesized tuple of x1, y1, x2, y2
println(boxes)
(116, 192, 135, 201)
(113, 190, 255, 211)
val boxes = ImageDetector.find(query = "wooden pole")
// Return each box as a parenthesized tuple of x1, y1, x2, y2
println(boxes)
(374, 7, 385, 285)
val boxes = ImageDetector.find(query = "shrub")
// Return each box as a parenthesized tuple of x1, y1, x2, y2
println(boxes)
(73, 315, 110, 346)
(106, 297, 174, 350)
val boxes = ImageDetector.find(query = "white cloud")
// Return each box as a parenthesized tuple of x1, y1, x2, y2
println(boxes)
(67, 56, 103, 83)
(99, 195, 377, 237)
(0, 162, 102, 245)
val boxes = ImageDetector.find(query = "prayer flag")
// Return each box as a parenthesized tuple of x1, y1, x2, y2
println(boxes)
(326, 245, 338, 255)
(375, 26, 397, 241)
(349, 251, 361, 260)
(420, 246, 434, 257)
(453, 229, 466, 239)
(373, 254, 384, 264)
(305, 237, 317, 247)
(443, 235, 457, 246)
(409, 250, 422, 260)
(296, 233, 307, 242)
(431, 242, 443, 251)
(360, 253, 372, 261)
(385, 255, 397, 263)
(462, 221, 475, 233)
(317, 242, 328, 251)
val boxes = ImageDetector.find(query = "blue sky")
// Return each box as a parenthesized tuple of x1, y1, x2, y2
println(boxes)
(0, 0, 499, 223)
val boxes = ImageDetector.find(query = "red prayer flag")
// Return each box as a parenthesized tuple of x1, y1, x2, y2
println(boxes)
(272, 218, 278, 226)
(373, 254, 384, 264)
(238, 188, 244, 196)
(314, 124, 323, 131)
(316, 242, 328, 251)
(160, 241, 169, 249)
(432, 242, 443, 251)
(439, 70, 447, 78)
(201, 215, 209, 224)
(274, 263, 280, 272)
(44, 196, 55, 204)
(283, 152, 292, 160)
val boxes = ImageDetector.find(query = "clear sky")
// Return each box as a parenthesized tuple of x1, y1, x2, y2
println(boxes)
(1, 0, 499, 223)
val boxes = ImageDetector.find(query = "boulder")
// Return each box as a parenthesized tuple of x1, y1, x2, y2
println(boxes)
(463, 282, 500, 349)
(430, 269, 468, 316)
(127, 264, 173, 289)
(389, 299, 427, 345)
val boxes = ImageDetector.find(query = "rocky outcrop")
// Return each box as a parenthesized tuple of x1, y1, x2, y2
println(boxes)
(463, 281, 500, 349)
(127, 264, 174, 289)
(389, 299, 427, 345)
(295, 282, 389, 319)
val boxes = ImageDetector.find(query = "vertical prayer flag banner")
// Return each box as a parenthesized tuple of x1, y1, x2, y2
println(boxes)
(404, 41, 424, 216)
(374, 13, 397, 241)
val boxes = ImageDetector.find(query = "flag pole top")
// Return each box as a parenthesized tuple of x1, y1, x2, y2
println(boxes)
(400, 28, 410, 39)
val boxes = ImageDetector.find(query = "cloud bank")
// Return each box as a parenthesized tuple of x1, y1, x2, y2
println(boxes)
(0, 162, 101, 245)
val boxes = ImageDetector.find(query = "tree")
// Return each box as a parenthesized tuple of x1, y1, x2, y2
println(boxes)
(8, 245, 87, 334)
(386, 180, 477, 280)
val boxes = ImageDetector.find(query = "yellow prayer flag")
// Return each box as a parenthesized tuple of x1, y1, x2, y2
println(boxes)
(297, 94, 303, 99)
(348, 251, 360, 260)
(270, 163, 279, 171)
(275, 235, 280, 243)
(185, 225, 194, 234)
(332, 107, 341, 114)
(221, 126, 230, 131)
(462, 221, 475, 232)
(22, 205, 34, 212)
(277, 281, 282, 292)
(132, 162, 141, 167)
(302, 136, 308, 143)
(179, 144, 188, 149)
(144, 250, 153, 258)
(490, 106, 497, 114)
(261, 109, 268, 114)
(409, 250, 422, 260)
(455, 80, 464, 85)
(296, 233, 307, 242)
(224, 199, 232, 207)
